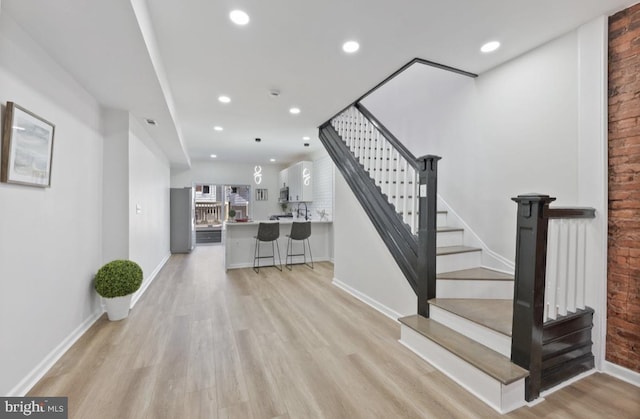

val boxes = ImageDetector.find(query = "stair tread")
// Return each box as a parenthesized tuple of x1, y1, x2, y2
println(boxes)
(436, 245, 481, 255)
(428, 298, 513, 337)
(437, 226, 464, 233)
(399, 315, 528, 385)
(437, 267, 514, 281)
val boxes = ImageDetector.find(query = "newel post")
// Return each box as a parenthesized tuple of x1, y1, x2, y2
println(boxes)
(417, 155, 441, 317)
(510, 194, 555, 401)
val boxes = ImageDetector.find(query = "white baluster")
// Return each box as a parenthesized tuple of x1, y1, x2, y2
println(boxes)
(382, 139, 389, 198)
(556, 219, 569, 317)
(566, 220, 578, 313)
(576, 222, 587, 310)
(394, 150, 401, 211)
(545, 220, 560, 321)
(402, 159, 409, 224)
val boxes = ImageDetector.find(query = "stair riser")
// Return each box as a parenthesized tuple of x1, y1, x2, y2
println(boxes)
(437, 230, 464, 247)
(436, 251, 481, 273)
(400, 326, 525, 414)
(429, 306, 512, 357)
(436, 279, 514, 299)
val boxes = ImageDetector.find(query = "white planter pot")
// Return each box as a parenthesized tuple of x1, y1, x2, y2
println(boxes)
(104, 294, 132, 321)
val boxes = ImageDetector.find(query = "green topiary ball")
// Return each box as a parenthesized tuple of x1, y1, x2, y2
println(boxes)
(94, 260, 143, 298)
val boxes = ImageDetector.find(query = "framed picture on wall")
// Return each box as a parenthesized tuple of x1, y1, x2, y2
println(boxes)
(1, 102, 55, 187)
(256, 188, 268, 201)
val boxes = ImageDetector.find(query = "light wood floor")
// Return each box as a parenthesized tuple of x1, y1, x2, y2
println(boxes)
(29, 245, 640, 418)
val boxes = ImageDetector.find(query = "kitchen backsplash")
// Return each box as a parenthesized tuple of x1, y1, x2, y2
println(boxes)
(306, 156, 334, 221)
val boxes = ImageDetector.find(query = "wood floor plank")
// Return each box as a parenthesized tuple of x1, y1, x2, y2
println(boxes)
(25, 244, 639, 418)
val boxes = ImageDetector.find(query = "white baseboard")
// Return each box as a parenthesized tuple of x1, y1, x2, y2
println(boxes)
(332, 277, 404, 322)
(603, 361, 640, 387)
(10, 254, 172, 396)
(131, 253, 170, 308)
(8, 309, 104, 397)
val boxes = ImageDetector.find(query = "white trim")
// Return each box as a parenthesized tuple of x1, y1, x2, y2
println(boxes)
(7, 309, 104, 396)
(332, 277, 403, 322)
(603, 361, 640, 387)
(131, 252, 170, 308)
(577, 15, 609, 371)
(437, 195, 515, 273)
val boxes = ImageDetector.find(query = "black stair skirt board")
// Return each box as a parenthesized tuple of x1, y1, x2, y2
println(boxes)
(319, 123, 419, 291)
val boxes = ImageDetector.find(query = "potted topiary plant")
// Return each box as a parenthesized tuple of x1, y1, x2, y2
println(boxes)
(94, 260, 143, 321)
(228, 208, 236, 221)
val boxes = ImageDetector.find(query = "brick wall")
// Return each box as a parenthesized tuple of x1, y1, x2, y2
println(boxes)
(608, 3, 640, 373)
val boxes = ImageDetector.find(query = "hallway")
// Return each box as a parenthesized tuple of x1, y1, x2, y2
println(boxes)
(28, 245, 640, 418)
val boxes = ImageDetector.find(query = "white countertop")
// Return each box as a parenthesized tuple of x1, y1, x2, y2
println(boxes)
(225, 219, 332, 227)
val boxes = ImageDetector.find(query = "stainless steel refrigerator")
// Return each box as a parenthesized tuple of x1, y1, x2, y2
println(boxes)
(170, 187, 195, 253)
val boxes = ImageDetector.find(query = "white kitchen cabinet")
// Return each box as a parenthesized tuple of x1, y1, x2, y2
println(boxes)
(279, 168, 288, 189)
(288, 161, 313, 202)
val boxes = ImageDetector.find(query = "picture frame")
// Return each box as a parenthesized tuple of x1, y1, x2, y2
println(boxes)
(1, 102, 55, 187)
(255, 188, 268, 201)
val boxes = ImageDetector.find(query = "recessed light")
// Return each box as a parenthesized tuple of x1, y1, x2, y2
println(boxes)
(289, 107, 301, 115)
(210, 154, 217, 158)
(229, 10, 250, 25)
(213, 126, 223, 131)
(218, 95, 231, 103)
(302, 136, 310, 141)
(270, 158, 276, 162)
(481, 41, 500, 53)
(342, 40, 360, 53)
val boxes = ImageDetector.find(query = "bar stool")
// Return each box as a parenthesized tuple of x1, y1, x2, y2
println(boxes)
(253, 222, 282, 273)
(285, 221, 313, 270)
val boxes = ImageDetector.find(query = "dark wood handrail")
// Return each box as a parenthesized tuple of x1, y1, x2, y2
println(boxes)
(543, 207, 596, 219)
(355, 103, 421, 171)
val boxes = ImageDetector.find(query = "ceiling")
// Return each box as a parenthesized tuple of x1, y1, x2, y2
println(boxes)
(2, 0, 634, 168)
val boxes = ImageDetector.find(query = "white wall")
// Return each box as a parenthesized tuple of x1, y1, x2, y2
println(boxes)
(128, 115, 171, 290)
(0, 14, 104, 395)
(102, 109, 130, 263)
(333, 172, 416, 318)
(171, 161, 281, 220)
(363, 31, 581, 263)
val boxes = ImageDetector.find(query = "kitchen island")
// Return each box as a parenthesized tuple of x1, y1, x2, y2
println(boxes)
(223, 220, 333, 270)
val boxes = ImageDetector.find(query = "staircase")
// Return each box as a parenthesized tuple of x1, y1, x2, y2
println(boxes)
(318, 62, 596, 414)
(400, 208, 528, 413)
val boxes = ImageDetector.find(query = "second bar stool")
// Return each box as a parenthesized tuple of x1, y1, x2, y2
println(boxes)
(285, 221, 313, 270)
(253, 222, 282, 273)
